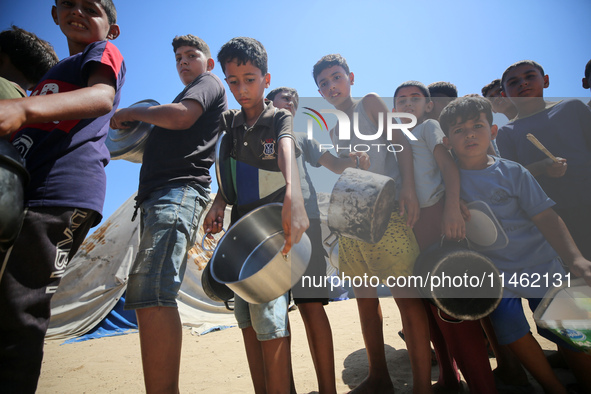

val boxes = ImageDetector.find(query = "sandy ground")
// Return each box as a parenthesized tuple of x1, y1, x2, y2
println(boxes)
(38, 297, 576, 394)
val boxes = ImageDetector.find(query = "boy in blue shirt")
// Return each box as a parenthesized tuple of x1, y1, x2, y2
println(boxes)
(203, 37, 308, 394)
(440, 95, 591, 394)
(0, 1, 124, 392)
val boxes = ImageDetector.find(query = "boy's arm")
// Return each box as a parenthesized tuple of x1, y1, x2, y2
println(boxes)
(317, 151, 370, 174)
(278, 136, 309, 255)
(362, 93, 419, 227)
(532, 208, 591, 285)
(0, 63, 116, 136)
(203, 192, 227, 239)
(109, 99, 204, 131)
(433, 144, 465, 240)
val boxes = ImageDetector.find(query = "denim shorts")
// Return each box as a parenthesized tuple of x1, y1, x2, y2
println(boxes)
(125, 183, 210, 310)
(234, 292, 290, 341)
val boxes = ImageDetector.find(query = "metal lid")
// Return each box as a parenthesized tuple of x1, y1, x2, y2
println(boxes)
(106, 99, 159, 163)
(215, 131, 237, 204)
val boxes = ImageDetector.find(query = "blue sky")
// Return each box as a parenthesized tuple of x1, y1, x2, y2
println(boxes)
(1, 0, 590, 227)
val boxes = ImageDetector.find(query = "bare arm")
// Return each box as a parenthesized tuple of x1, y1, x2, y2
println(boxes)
(278, 136, 309, 255)
(203, 192, 227, 238)
(109, 99, 204, 131)
(433, 144, 465, 240)
(532, 208, 591, 285)
(0, 63, 116, 136)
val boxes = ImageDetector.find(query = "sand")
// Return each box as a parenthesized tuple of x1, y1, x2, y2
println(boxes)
(38, 297, 576, 393)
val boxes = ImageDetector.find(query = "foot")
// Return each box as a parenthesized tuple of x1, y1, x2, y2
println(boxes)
(348, 376, 395, 394)
(432, 381, 468, 393)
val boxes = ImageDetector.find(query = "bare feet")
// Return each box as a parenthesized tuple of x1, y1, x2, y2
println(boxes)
(348, 376, 395, 394)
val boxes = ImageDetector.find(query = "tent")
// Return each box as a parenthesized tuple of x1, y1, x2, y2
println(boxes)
(46, 193, 236, 341)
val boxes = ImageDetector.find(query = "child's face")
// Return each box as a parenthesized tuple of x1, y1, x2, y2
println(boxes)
(52, 0, 119, 53)
(224, 60, 270, 111)
(502, 64, 548, 100)
(175, 46, 213, 86)
(443, 112, 497, 165)
(272, 90, 297, 116)
(430, 94, 455, 121)
(393, 86, 433, 123)
(484, 85, 516, 115)
(316, 65, 354, 107)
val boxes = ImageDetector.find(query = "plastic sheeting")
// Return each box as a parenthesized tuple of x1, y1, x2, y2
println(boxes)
(47, 193, 236, 341)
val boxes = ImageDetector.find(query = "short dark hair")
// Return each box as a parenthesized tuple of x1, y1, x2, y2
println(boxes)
(266, 87, 299, 110)
(585, 59, 591, 81)
(313, 54, 350, 86)
(172, 34, 211, 58)
(439, 96, 493, 137)
(501, 60, 545, 88)
(393, 80, 431, 105)
(0, 25, 59, 87)
(55, 0, 117, 24)
(217, 37, 267, 76)
(481, 79, 501, 97)
(427, 81, 458, 98)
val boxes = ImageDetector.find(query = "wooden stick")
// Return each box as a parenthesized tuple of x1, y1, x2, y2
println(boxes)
(526, 133, 560, 163)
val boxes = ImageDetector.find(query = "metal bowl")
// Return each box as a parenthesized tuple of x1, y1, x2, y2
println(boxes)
(106, 99, 159, 163)
(210, 203, 311, 304)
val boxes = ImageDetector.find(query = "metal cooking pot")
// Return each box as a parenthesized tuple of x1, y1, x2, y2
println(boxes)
(324, 168, 396, 257)
(215, 131, 237, 204)
(201, 259, 234, 303)
(0, 139, 29, 250)
(413, 238, 502, 321)
(210, 203, 311, 304)
(106, 99, 159, 163)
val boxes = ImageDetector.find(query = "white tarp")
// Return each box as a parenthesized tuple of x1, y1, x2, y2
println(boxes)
(47, 193, 236, 340)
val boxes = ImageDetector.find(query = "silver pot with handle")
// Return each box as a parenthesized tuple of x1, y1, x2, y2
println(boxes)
(106, 99, 159, 163)
(209, 203, 311, 304)
(324, 168, 397, 263)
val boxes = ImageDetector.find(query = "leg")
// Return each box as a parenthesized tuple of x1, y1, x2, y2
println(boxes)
(508, 333, 566, 394)
(136, 306, 182, 394)
(558, 345, 591, 392)
(350, 286, 395, 394)
(242, 326, 267, 394)
(298, 302, 337, 394)
(425, 302, 460, 390)
(261, 336, 292, 394)
(391, 288, 432, 394)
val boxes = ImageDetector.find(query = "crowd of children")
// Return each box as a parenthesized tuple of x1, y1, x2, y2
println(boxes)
(1, 1, 591, 393)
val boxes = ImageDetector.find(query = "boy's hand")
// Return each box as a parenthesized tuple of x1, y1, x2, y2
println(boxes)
(543, 157, 567, 178)
(281, 194, 309, 255)
(0, 100, 27, 136)
(349, 152, 370, 170)
(203, 194, 226, 239)
(442, 204, 466, 240)
(569, 257, 591, 287)
(399, 185, 419, 228)
(109, 108, 138, 130)
(459, 199, 472, 221)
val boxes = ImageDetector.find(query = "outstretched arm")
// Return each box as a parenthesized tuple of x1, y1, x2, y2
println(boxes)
(110, 99, 204, 131)
(433, 144, 465, 240)
(0, 63, 116, 136)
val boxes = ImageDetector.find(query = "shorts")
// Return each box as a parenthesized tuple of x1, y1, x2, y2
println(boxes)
(413, 198, 444, 251)
(338, 211, 420, 281)
(125, 183, 210, 310)
(292, 218, 329, 304)
(234, 292, 290, 341)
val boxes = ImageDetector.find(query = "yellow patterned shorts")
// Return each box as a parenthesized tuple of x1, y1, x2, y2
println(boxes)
(338, 212, 420, 281)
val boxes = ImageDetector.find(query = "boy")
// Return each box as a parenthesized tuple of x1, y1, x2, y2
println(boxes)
(0, 1, 124, 392)
(481, 78, 518, 121)
(393, 81, 498, 393)
(109, 34, 227, 393)
(0, 25, 58, 98)
(583, 59, 591, 108)
(497, 60, 591, 261)
(203, 37, 308, 394)
(313, 54, 431, 393)
(440, 95, 591, 393)
(267, 86, 370, 394)
(426, 81, 458, 121)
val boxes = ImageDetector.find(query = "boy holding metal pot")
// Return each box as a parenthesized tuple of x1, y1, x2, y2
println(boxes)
(203, 37, 308, 394)
(440, 95, 591, 393)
